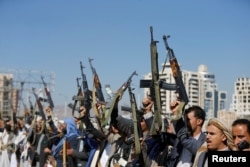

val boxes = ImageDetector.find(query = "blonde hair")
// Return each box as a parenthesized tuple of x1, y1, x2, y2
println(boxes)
(192, 118, 237, 167)
(207, 118, 237, 151)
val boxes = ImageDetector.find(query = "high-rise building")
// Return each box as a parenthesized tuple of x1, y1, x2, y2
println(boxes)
(0, 73, 17, 119)
(230, 77, 250, 118)
(143, 63, 227, 120)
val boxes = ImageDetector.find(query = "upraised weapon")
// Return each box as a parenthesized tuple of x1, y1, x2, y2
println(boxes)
(88, 57, 105, 103)
(127, 80, 145, 166)
(41, 76, 54, 110)
(88, 58, 105, 120)
(32, 87, 46, 121)
(80, 61, 92, 113)
(101, 71, 137, 127)
(70, 77, 83, 118)
(161, 35, 189, 120)
(140, 26, 162, 135)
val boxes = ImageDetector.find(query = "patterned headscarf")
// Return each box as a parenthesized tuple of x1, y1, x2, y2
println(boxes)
(192, 118, 237, 167)
(206, 118, 236, 151)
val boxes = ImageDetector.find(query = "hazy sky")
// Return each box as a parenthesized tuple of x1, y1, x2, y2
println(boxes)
(0, 0, 249, 111)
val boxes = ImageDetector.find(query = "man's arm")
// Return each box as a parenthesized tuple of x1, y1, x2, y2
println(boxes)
(178, 130, 206, 155)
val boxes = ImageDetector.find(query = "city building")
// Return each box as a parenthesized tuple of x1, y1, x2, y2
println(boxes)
(0, 73, 18, 119)
(217, 110, 238, 127)
(230, 77, 250, 118)
(143, 63, 227, 120)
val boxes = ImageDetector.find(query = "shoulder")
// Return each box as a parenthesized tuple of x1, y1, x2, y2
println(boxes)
(199, 132, 206, 140)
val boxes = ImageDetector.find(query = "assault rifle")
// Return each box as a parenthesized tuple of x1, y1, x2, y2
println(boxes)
(69, 77, 83, 118)
(41, 76, 54, 110)
(69, 64, 105, 142)
(127, 82, 145, 166)
(80, 61, 92, 112)
(101, 71, 137, 127)
(88, 57, 105, 103)
(161, 35, 189, 120)
(140, 26, 162, 135)
(32, 87, 46, 121)
(88, 57, 105, 120)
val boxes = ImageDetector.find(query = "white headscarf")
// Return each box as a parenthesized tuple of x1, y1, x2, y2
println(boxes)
(192, 118, 237, 167)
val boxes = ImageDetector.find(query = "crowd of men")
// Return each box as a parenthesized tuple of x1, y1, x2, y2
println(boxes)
(0, 93, 249, 167)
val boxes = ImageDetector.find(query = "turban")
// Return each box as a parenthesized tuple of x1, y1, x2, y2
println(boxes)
(207, 118, 237, 151)
(192, 118, 237, 167)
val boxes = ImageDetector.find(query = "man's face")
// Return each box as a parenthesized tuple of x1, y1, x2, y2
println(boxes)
(36, 120, 42, 132)
(186, 111, 200, 134)
(0, 120, 4, 128)
(140, 119, 148, 132)
(232, 124, 250, 147)
(206, 125, 227, 151)
(18, 119, 24, 127)
(58, 123, 67, 133)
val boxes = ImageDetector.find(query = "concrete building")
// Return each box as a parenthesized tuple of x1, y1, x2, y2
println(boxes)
(143, 63, 227, 120)
(0, 73, 18, 119)
(217, 110, 238, 127)
(230, 77, 250, 118)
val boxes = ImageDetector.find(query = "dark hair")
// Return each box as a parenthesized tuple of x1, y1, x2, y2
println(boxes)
(116, 115, 134, 136)
(185, 106, 206, 126)
(232, 119, 250, 134)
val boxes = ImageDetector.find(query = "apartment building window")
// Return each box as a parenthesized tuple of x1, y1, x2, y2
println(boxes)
(3, 101, 9, 110)
(3, 92, 9, 100)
